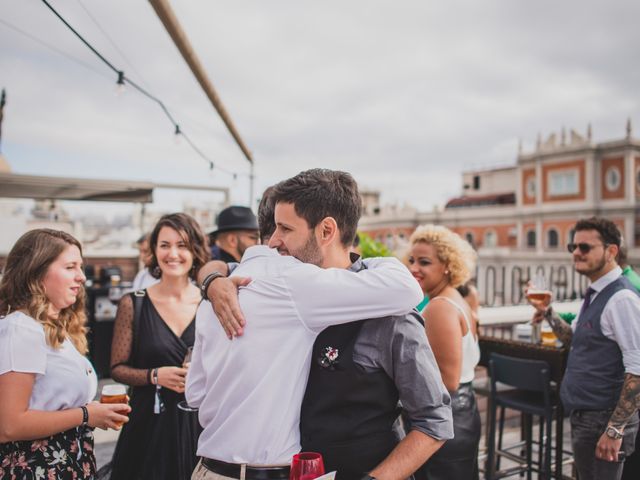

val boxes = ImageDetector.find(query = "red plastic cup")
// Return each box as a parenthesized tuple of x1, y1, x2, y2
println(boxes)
(290, 452, 325, 480)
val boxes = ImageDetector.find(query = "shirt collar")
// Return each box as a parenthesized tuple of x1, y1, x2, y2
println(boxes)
(348, 252, 364, 272)
(240, 245, 280, 261)
(590, 265, 623, 293)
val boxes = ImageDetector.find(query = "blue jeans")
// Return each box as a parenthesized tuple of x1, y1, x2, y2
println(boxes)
(571, 410, 639, 480)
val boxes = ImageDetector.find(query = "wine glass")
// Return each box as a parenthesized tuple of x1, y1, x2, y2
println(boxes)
(183, 346, 193, 368)
(290, 452, 325, 480)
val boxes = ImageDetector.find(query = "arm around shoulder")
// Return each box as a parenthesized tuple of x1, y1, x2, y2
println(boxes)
(289, 258, 423, 329)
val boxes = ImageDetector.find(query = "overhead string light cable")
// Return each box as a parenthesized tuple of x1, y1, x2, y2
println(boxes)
(38, 0, 250, 179)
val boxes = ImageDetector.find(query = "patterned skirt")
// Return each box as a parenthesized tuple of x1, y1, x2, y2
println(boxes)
(0, 427, 96, 480)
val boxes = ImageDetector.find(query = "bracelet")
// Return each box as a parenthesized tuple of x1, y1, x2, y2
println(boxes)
(147, 368, 153, 385)
(200, 272, 225, 301)
(80, 405, 89, 427)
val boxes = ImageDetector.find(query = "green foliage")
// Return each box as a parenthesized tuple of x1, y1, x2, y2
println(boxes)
(358, 232, 393, 258)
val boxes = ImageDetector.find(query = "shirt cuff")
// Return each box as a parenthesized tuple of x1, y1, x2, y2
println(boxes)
(622, 349, 640, 375)
(408, 406, 454, 441)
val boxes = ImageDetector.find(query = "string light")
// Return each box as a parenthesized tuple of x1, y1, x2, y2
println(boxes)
(115, 70, 125, 95)
(38, 0, 252, 181)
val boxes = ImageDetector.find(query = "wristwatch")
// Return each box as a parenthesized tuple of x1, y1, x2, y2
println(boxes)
(200, 271, 225, 301)
(605, 425, 624, 440)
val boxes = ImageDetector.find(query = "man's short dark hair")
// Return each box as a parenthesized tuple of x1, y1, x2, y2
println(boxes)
(574, 217, 622, 247)
(257, 186, 276, 242)
(272, 169, 362, 247)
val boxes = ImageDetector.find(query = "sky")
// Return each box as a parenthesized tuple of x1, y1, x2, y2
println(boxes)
(1, 0, 639, 213)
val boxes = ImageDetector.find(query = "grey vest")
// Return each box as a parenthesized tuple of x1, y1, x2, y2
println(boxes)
(560, 275, 638, 412)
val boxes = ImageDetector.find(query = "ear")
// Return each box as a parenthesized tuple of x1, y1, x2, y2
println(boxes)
(316, 217, 339, 246)
(608, 244, 619, 263)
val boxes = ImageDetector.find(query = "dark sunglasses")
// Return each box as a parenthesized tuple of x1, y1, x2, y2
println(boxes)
(567, 242, 607, 254)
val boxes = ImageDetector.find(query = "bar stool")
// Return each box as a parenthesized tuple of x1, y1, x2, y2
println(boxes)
(486, 353, 556, 480)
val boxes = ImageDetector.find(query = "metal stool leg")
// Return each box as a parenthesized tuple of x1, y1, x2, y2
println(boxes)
(486, 398, 497, 479)
(497, 405, 506, 472)
(538, 416, 544, 478)
(525, 414, 533, 480)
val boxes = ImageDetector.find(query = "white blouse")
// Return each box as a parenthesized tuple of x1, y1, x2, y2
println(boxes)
(0, 311, 97, 410)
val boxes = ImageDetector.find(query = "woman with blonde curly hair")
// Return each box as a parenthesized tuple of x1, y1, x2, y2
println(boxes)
(408, 224, 481, 480)
(0, 229, 130, 479)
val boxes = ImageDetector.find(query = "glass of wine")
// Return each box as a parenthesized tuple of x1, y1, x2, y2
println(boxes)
(290, 452, 325, 480)
(183, 346, 194, 368)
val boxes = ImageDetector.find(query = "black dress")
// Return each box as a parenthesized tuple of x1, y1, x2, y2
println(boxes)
(108, 294, 195, 480)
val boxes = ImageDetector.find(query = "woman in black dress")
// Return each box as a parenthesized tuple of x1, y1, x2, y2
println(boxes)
(107, 213, 209, 479)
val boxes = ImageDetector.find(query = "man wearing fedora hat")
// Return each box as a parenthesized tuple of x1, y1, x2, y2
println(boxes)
(210, 206, 260, 263)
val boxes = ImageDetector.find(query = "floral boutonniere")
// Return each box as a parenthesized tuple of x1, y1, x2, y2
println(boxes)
(318, 346, 340, 370)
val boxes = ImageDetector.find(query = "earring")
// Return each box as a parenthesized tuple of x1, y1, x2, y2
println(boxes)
(153, 266, 162, 277)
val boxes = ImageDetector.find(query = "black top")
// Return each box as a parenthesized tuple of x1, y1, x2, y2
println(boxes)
(109, 294, 195, 480)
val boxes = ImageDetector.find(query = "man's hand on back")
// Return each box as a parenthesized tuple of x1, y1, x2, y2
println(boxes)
(208, 276, 251, 339)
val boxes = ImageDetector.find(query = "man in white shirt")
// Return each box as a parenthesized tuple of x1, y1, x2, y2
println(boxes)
(529, 217, 640, 480)
(187, 169, 452, 480)
(132, 233, 159, 290)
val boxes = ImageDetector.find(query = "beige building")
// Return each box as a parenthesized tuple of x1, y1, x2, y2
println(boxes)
(359, 121, 640, 305)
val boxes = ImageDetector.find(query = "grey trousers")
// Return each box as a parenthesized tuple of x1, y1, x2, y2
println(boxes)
(571, 410, 639, 480)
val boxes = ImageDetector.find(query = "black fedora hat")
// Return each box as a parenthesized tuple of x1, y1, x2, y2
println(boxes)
(210, 206, 258, 237)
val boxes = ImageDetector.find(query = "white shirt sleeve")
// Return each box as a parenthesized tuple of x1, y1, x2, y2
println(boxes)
(284, 257, 423, 332)
(601, 289, 640, 375)
(0, 315, 47, 376)
(185, 303, 210, 408)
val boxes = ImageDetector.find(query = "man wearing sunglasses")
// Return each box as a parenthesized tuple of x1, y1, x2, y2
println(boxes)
(528, 217, 640, 480)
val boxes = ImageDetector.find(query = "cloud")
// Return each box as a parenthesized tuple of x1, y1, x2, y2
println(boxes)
(0, 0, 638, 211)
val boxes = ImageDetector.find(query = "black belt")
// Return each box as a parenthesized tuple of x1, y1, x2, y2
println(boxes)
(201, 457, 290, 480)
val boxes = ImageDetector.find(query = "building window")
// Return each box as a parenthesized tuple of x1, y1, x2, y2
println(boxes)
(567, 228, 575, 244)
(473, 175, 481, 190)
(548, 170, 579, 196)
(547, 229, 559, 248)
(484, 230, 497, 247)
(605, 166, 621, 192)
(465, 232, 475, 246)
(526, 230, 536, 248)
(526, 177, 536, 198)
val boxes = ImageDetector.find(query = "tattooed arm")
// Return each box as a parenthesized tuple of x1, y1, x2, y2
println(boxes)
(609, 373, 640, 429)
(595, 373, 640, 462)
(543, 307, 573, 346)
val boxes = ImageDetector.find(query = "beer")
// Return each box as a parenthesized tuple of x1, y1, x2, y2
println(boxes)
(100, 384, 129, 427)
(541, 325, 558, 346)
(526, 289, 552, 303)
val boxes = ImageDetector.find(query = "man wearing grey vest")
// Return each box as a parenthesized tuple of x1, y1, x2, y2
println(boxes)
(528, 217, 640, 480)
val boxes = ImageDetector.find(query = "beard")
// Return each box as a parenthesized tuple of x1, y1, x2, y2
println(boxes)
(292, 232, 324, 267)
(575, 254, 607, 277)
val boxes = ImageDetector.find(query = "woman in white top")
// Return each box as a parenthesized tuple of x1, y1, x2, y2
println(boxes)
(0, 229, 130, 479)
(408, 224, 481, 480)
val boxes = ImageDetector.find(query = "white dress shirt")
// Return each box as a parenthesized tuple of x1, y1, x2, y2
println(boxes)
(572, 266, 640, 374)
(132, 267, 159, 291)
(186, 245, 422, 465)
(0, 311, 98, 410)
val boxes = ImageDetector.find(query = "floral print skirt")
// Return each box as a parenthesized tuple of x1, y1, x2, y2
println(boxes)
(0, 427, 96, 480)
